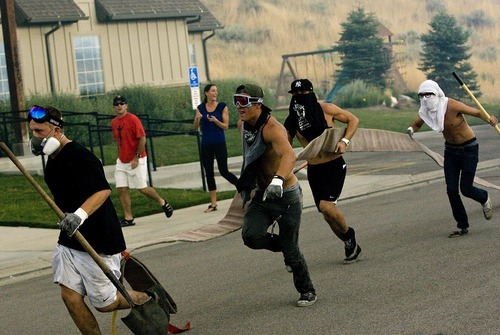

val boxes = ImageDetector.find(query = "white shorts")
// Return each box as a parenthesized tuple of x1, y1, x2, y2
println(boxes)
(52, 244, 122, 309)
(114, 157, 148, 189)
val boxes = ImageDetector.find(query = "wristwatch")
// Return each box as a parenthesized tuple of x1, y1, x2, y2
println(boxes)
(340, 138, 350, 146)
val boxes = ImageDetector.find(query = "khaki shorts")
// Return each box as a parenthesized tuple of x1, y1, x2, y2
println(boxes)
(114, 157, 148, 189)
(52, 244, 122, 308)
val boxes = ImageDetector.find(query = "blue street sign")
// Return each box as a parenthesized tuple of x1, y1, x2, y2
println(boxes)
(189, 67, 199, 88)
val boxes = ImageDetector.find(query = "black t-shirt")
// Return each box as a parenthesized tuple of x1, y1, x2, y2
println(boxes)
(45, 141, 126, 254)
(285, 93, 328, 142)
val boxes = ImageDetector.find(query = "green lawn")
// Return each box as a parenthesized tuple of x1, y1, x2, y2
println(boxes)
(0, 105, 491, 228)
(0, 173, 236, 228)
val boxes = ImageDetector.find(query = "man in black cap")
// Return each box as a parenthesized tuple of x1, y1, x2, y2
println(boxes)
(111, 95, 173, 227)
(285, 79, 362, 263)
(234, 83, 317, 307)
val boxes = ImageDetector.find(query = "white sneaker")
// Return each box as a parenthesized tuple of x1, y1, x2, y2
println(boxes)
(482, 196, 493, 220)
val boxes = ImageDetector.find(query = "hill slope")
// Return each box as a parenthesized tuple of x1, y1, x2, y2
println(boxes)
(203, 0, 499, 102)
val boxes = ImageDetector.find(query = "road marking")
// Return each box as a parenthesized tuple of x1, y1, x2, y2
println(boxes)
(349, 162, 416, 176)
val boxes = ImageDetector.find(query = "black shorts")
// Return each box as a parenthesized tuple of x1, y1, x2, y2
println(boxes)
(307, 157, 346, 210)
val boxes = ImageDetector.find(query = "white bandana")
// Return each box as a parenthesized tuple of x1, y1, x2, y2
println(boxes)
(418, 80, 448, 132)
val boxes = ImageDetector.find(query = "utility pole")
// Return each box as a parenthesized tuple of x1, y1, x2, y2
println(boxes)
(1, 0, 29, 155)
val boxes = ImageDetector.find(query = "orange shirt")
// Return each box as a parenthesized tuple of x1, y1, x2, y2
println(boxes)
(111, 113, 146, 163)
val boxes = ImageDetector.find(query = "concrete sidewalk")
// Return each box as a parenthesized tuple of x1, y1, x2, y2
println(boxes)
(1, 150, 498, 286)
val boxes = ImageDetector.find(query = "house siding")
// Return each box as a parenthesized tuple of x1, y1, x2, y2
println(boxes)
(0, 0, 209, 97)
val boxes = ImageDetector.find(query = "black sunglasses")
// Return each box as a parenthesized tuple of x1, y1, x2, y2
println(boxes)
(113, 102, 126, 106)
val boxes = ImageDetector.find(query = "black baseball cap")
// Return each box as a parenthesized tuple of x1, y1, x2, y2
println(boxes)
(288, 79, 314, 93)
(113, 95, 127, 104)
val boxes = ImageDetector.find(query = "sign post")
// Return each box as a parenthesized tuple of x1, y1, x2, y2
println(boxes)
(189, 67, 201, 110)
(189, 66, 206, 190)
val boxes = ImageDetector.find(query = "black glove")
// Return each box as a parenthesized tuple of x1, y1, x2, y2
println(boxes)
(58, 208, 88, 237)
(263, 176, 284, 201)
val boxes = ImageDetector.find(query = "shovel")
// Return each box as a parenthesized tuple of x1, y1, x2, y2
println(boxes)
(0, 142, 169, 335)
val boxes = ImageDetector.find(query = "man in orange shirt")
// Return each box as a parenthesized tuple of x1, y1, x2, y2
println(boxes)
(111, 95, 173, 227)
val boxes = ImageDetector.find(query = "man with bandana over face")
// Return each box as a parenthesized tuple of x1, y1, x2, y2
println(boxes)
(408, 80, 497, 237)
(284, 79, 362, 264)
(235, 84, 317, 307)
(28, 106, 160, 334)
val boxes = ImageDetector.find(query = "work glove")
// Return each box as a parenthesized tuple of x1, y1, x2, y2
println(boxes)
(263, 176, 284, 201)
(406, 126, 414, 138)
(58, 208, 88, 237)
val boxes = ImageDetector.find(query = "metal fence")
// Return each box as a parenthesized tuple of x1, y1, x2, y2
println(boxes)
(0, 110, 206, 189)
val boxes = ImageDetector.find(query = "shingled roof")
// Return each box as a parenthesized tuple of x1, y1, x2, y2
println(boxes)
(11, 0, 221, 33)
(15, 0, 87, 25)
(95, 0, 204, 22)
(187, 0, 223, 33)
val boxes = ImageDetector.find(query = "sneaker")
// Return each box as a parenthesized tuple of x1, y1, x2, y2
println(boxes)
(162, 199, 173, 218)
(297, 292, 317, 307)
(344, 240, 362, 264)
(448, 228, 468, 238)
(482, 196, 493, 220)
(120, 219, 136, 227)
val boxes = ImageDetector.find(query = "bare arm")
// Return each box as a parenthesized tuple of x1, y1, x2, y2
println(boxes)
(136, 136, 147, 154)
(321, 102, 359, 153)
(80, 189, 112, 216)
(409, 116, 425, 132)
(130, 135, 147, 168)
(193, 107, 202, 129)
(449, 98, 498, 125)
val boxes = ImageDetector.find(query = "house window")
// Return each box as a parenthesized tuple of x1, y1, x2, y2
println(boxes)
(74, 36, 104, 97)
(0, 43, 10, 101)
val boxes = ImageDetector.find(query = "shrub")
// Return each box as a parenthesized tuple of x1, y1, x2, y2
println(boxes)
(425, 0, 446, 14)
(331, 80, 383, 108)
(216, 25, 247, 43)
(310, 2, 327, 13)
(477, 46, 497, 63)
(460, 10, 495, 29)
(238, 0, 261, 13)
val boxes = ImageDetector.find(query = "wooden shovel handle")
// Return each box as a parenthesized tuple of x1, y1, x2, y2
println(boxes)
(452, 72, 500, 134)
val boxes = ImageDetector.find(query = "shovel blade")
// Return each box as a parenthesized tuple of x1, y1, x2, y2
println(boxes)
(122, 298, 169, 335)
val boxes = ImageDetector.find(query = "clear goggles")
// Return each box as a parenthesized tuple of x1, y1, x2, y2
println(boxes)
(232, 94, 264, 108)
(27, 105, 64, 128)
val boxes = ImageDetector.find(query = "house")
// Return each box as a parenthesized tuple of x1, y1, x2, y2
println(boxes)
(0, 0, 223, 100)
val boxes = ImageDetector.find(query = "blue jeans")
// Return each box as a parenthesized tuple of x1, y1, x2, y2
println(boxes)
(242, 184, 315, 295)
(444, 139, 488, 229)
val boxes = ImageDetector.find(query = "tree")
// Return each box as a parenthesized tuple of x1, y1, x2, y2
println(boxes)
(419, 11, 480, 99)
(333, 7, 390, 89)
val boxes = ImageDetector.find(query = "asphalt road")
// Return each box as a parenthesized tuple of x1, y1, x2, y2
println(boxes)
(1, 126, 498, 335)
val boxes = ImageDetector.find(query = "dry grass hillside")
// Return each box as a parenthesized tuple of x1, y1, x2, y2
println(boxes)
(203, 0, 499, 102)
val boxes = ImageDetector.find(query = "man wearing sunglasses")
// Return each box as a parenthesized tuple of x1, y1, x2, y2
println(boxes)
(285, 79, 362, 264)
(407, 80, 497, 237)
(28, 105, 157, 334)
(234, 84, 317, 307)
(111, 95, 173, 227)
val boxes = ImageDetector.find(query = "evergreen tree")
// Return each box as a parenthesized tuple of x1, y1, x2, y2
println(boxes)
(419, 11, 480, 99)
(333, 7, 390, 89)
